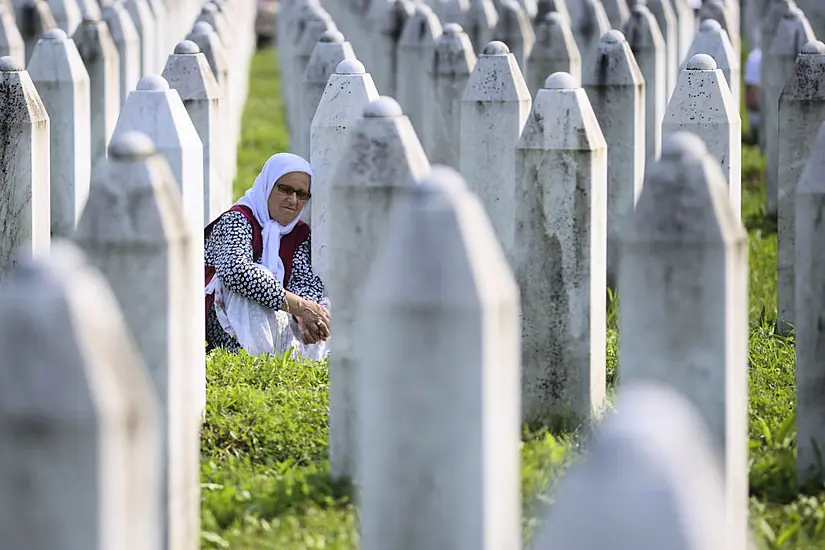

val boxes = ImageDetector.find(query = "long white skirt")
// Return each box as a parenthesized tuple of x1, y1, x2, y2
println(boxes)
(210, 280, 330, 361)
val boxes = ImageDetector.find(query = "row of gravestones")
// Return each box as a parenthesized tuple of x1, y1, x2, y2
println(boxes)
(279, 0, 825, 328)
(0, 0, 258, 547)
(260, 1, 825, 549)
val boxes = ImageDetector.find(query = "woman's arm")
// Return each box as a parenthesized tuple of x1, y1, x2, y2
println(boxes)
(206, 210, 286, 310)
(285, 234, 326, 304)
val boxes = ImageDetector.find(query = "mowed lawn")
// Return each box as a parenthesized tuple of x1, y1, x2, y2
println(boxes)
(200, 46, 825, 549)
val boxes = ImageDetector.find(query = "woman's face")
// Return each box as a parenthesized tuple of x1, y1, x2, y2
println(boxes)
(268, 171, 311, 225)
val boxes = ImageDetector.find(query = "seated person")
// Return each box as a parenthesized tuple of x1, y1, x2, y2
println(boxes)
(204, 153, 330, 359)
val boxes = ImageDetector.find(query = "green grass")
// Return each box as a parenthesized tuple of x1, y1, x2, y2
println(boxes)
(201, 46, 825, 549)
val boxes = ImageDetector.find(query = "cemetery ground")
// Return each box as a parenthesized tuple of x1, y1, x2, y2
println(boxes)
(199, 46, 825, 549)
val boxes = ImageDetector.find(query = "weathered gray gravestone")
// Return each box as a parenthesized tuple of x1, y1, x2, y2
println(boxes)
(109, 74, 206, 421)
(795, 118, 825, 487)
(365, 0, 412, 99)
(777, 41, 825, 335)
(28, 28, 91, 239)
(45, 0, 81, 34)
(101, 1, 140, 108)
(641, 0, 677, 98)
(601, 0, 629, 27)
(162, 40, 225, 224)
(310, 59, 379, 284)
(0, 240, 161, 550)
(299, 29, 355, 175)
(491, 0, 535, 71)
(0, 5, 25, 65)
(796, 0, 825, 41)
(683, 18, 739, 108)
(567, 0, 609, 73)
(74, 131, 201, 550)
(123, 0, 156, 75)
(13, 0, 57, 63)
(0, 55, 50, 277)
(396, 3, 441, 152)
(618, 131, 749, 550)
(583, 29, 645, 289)
(515, 72, 608, 427)
(527, 10, 581, 95)
(764, 4, 815, 214)
(662, 54, 741, 221)
(624, 2, 665, 161)
(327, 97, 430, 481)
(72, 18, 120, 166)
(428, 23, 476, 170)
(532, 382, 731, 550)
(358, 165, 522, 550)
(460, 41, 531, 262)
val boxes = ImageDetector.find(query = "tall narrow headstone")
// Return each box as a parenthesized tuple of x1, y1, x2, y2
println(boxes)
(527, 10, 581, 95)
(310, 59, 379, 284)
(300, 29, 355, 167)
(365, 0, 412, 98)
(123, 0, 156, 75)
(0, 55, 50, 277)
(14, 0, 57, 63)
(583, 29, 645, 288)
(327, 97, 430, 481)
(642, 0, 678, 97)
(764, 4, 815, 214)
(460, 41, 531, 259)
(46, 0, 81, 34)
(514, 72, 607, 426)
(73, 18, 120, 166)
(662, 54, 741, 220)
(618, 131, 749, 550)
(101, 1, 140, 107)
(699, 0, 739, 56)
(491, 0, 535, 71)
(624, 2, 666, 161)
(0, 241, 161, 550)
(601, 0, 629, 27)
(532, 382, 732, 550)
(777, 41, 825, 335)
(397, 3, 441, 149)
(796, 119, 825, 487)
(0, 5, 24, 65)
(567, 0, 609, 72)
(683, 18, 739, 107)
(358, 165, 521, 550)
(428, 23, 476, 169)
(796, 0, 825, 41)
(162, 40, 225, 223)
(28, 29, 91, 239)
(74, 131, 201, 550)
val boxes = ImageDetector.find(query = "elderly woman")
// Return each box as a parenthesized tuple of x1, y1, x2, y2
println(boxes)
(204, 153, 330, 359)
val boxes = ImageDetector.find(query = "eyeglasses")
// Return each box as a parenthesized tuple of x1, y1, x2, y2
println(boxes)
(275, 183, 311, 201)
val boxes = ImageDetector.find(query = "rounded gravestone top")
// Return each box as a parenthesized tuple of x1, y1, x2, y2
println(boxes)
(43, 28, 68, 40)
(364, 96, 403, 118)
(544, 71, 577, 89)
(109, 131, 156, 160)
(801, 41, 825, 55)
(174, 40, 200, 54)
(137, 74, 170, 91)
(336, 58, 365, 74)
(443, 22, 463, 35)
(192, 21, 214, 35)
(201, 2, 217, 13)
(685, 53, 717, 70)
(660, 132, 708, 160)
(420, 165, 467, 193)
(0, 55, 23, 72)
(320, 29, 345, 43)
(482, 40, 509, 55)
(602, 29, 625, 44)
(699, 18, 722, 32)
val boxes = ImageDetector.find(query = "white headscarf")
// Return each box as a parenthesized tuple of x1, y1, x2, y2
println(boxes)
(235, 153, 314, 285)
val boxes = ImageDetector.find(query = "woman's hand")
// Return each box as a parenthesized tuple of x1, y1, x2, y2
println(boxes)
(287, 294, 330, 343)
